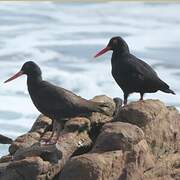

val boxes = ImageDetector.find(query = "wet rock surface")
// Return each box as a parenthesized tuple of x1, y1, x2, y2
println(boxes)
(0, 96, 179, 180)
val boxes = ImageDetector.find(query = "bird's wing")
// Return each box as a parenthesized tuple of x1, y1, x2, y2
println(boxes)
(124, 54, 169, 89)
(126, 54, 157, 79)
(36, 81, 98, 112)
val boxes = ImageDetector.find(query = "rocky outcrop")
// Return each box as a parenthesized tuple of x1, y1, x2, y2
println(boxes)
(115, 100, 180, 158)
(0, 96, 179, 180)
(60, 122, 154, 180)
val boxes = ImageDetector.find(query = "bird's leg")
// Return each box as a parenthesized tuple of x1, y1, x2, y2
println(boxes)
(49, 120, 57, 141)
(47, 121, 62, 145)
(53, 123, 62, 144)
(123, 93, 129, 105)
(139, 93, 144, 101)
(41, 120, 57, 144)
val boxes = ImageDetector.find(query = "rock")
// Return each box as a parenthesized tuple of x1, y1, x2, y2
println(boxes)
(0, 162, 10, 179)
(65, 117, 90, 132)
(144, 153, 180, 180)
(90, 95, 115, 125)
(92, 122, 144, 152)
(120, 139, 155, 180)
(0, 155, 12, 163)
(0, 97, 179, 180)
(30, 114, 52, 135)
(59, 151, 124, 180)
(115, 100, 180, 157)
(1, 156, 50, 180)
(8, 115, 53, 155)
(9, 132, 40, 155)
(60, 122, 155, 180)
(39, 131, 92, 180)
(13, 144, 62, 163)
(89, 95, 116, 141)
(92, 95, 116, 116)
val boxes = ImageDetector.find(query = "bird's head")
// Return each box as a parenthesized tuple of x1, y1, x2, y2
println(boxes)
(94, 36, 129, 58)
(4, 61, 42, 83)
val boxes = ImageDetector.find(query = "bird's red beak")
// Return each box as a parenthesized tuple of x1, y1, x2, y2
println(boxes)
(4, 71, 24, 83)
(94, 46, 111, 58)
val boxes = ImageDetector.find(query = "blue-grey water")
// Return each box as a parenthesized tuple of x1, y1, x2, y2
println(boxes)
(0, 2, 180, 156)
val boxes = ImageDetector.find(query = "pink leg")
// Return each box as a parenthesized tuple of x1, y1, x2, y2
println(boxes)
(46, 121, 62, 145)
(41, 120, 60, 145)
(123, 93, 128, 105)
(139, 93, 144, 101)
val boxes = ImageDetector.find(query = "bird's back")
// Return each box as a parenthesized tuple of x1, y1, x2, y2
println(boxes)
(28, 80, 106, 120)
(111, 52, 169, 93)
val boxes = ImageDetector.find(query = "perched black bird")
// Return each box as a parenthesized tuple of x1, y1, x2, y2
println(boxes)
(94, 36, 175, 105)
(4, 61, 108, 143)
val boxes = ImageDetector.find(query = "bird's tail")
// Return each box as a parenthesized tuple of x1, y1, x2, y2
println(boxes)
(161, 88, 175, 95)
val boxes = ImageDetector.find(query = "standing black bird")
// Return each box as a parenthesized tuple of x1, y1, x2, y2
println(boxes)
(4, 61, 108, 143)
(94, 36, 175, 105)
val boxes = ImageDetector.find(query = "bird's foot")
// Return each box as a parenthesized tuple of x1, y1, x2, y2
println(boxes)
(123, 102, 128, 106)
(11, 155, 14, 161)
(123, 99, 128, 106)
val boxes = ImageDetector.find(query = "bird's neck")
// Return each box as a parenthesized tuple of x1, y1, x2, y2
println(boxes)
(27, 75, 42, 90)
(112, 47, 130, 63)
(111, 50, 129, 70)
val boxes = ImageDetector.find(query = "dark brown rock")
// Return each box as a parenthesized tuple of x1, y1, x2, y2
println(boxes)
(30, 114, 52, 135)
(9, 132, 40, 155)
(144, 153, 180, 180)
(0, 162, 10, 179)
(92, 122, 144, 153)
(0, 97, 179, 180)
(120, 139, 154, 180)
(0, 155, 12, 163)
(90, 95, 115, 125)
(60, 122, 154, 180)
(59, 151, 124, 180)
(115, 100, 180, 157)
(92, 95, 116, 116)
(1, 157, 50, 180)
(13, 144, 62, 163)
(39, 131, 92, 180)
(64, 117, 90, 132)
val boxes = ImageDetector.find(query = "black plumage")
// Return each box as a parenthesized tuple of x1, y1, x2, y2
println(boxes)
(95, 36, 175, 105)
(4, 61, 107, 143)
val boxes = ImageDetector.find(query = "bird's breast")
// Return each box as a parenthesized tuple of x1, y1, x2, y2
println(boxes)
(111, 60, 137, 93)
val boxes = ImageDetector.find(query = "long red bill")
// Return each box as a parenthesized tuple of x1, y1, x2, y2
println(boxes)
(94, 46, 111, 58)
(4, 71, 24, 83)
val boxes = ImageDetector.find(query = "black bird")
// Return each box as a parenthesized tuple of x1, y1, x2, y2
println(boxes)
(4, 61, 108, 143)
(94, 36, 175, 105)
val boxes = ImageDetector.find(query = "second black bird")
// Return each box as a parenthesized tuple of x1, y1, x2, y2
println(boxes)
(94, 36, 175, 105)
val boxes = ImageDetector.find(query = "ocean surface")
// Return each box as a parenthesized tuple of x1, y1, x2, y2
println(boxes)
(0, 2, 180, 156)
